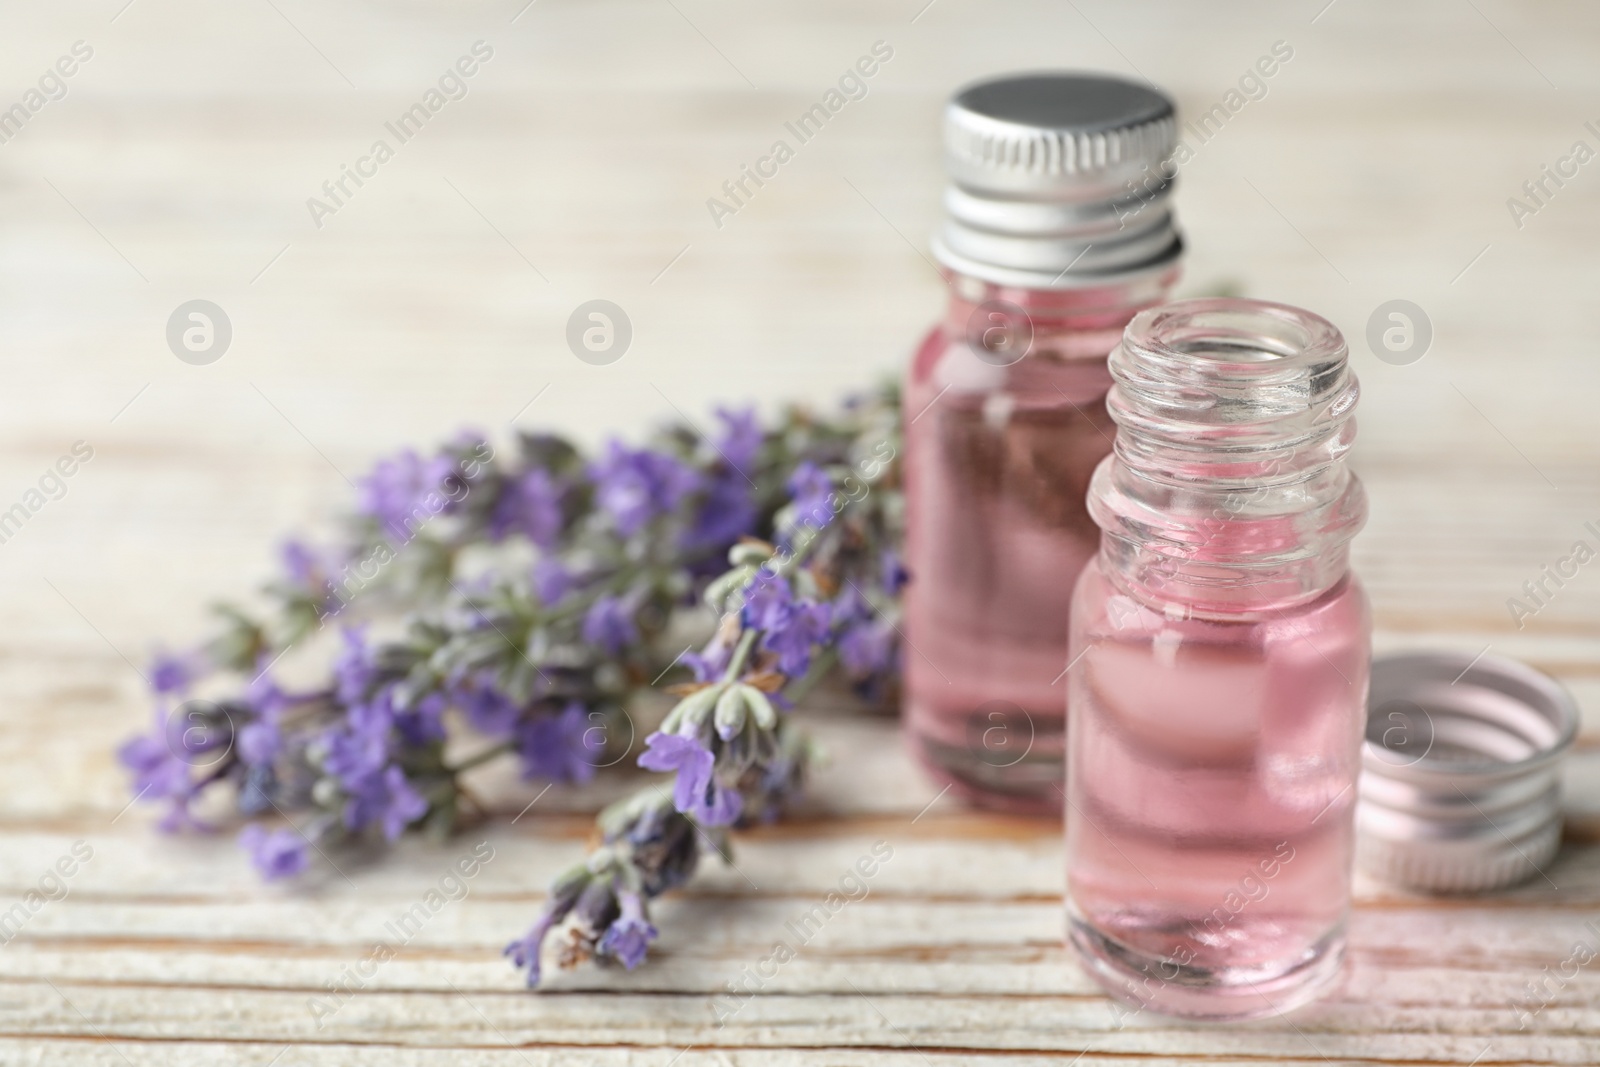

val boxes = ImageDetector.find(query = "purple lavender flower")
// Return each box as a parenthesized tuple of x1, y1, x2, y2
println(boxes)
(459, 679, 521, 737)
(239, 824, 310, 881)
(505, 912, 559, 987)
(622, 803, 701, 895)
(838, 619, 895, 678)
(505, 867, 590, 987)
(828, 580, 871, 626)
(588, 441, 701, 537)
(880, 548, 909, 597)
(117, 728, 196, 829)
(637, 731, 742, 825)
(332, 628, 376, 707)
(681, 642, 731, 683)
(149, 651, 197, 696)
(490, 468, 564, 547)
(787, 461, 835, 529)
(517, 703, 602, 784)
(597, 891, 658, 969)
(245, 670, 292, 720)
(391, 691, 448, 748)
(740, 573, 794, 632)
(237, 720, 281, 766)
(280, 539, 323, 587)
(712, 405, 762, 476)
(763, 601, 832, 676)
(571, 879, 622, 939)
(581, 595, 638, 655)
(741, 574, 831, 676)
(238, 763, 278, 817)
(344, 764, 428, 841)
(357, 449, 459, 541)
(684, 471, 757, 553)
(321, 703, 391, 789)
(532, 557, 576, 606)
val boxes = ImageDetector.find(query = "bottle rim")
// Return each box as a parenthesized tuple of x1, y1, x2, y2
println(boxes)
(1119, 297, 1348, 382)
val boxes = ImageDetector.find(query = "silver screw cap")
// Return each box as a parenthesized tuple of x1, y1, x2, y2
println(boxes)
(934, 72, 1182, 289)
(1358, 651, 1578, 893)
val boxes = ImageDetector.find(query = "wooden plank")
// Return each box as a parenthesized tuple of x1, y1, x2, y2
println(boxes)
(1, 973, 1596, 1063)
(0, 1047, 1418, 1067)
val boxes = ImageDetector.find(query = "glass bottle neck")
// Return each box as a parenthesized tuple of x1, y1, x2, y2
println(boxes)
(1087, 298, 1367, 618)
(941, 267, 1181, 362)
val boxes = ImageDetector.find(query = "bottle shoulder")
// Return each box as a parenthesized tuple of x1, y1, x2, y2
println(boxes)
(905, 320, 1121, 407)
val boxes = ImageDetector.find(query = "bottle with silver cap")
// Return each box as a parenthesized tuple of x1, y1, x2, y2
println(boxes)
(902, 72, 1184, 813)
(1065, 298, 1370, 1019)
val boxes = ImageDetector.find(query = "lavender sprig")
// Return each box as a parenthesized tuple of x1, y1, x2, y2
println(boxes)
(120, 391, 902, 892)
(507, 398, 903, 984)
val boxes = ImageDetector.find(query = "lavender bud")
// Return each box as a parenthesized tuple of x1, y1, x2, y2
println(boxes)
(571, 879, 620, 938)
(702, 564, 757, 612)
(598, 792, 653, 841)
(238, 764, 277, 815)
(547, 863, 591, 924)
(713, 686, 747, 741)
(728, 543, 772, 567)
(723, 728, 751, 773)
(650, 811, 701, 895)
(741, 685, 777, 732)
(670, 684, 724, 737)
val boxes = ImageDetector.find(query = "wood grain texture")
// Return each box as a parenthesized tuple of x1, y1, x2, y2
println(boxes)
(1, 0, 1597, 1063)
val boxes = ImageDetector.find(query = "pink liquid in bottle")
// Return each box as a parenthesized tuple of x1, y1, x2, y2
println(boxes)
(903, 279, 1173, 813)
(1065, 298, 1371, 1019)
(901, 72, 1184, 813)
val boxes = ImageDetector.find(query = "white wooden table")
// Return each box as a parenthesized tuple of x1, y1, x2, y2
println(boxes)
(1, 1, 1598, 1062)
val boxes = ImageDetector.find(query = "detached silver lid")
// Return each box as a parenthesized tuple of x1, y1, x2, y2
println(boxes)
(1358, 651, 1578, 893)
(933, 72, 1182, 289)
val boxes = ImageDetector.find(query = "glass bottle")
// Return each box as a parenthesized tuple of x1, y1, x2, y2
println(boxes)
(1064, 298, 1371, 1019)
(903, 73, 1184, 813)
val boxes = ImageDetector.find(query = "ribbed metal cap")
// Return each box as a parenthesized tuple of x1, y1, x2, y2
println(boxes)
(1357, 651, 1578, 893)
(933, 72, 1182, 289)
